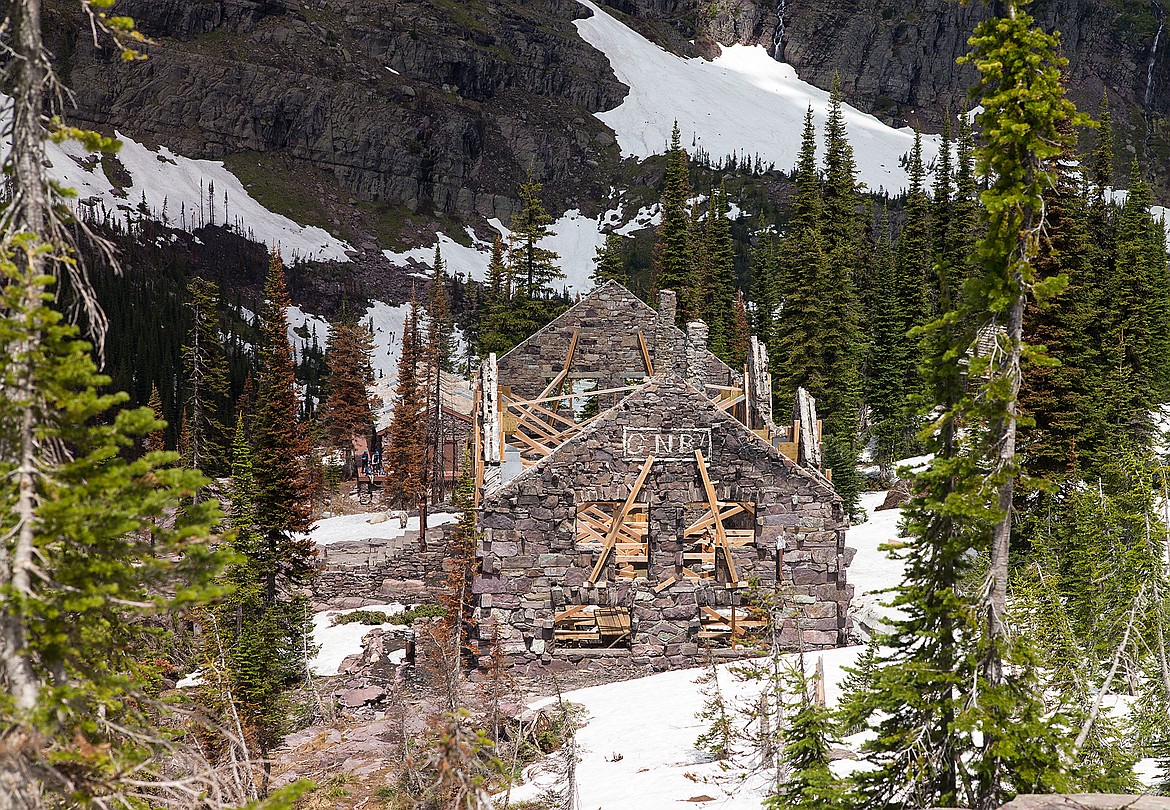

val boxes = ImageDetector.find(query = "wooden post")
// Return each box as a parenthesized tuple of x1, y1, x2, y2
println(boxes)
(419, 497, 428, 552)
(814, 655, 826, 707)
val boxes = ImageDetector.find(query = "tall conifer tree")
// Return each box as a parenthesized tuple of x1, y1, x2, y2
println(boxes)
(654, 121, 695, 317)
(591, 231, 627, 286)
(385, 303, 427, 508)
(252, 251, 314, 604)
(323, 306, 375, 461)
(182, 276, 231, 479)
(701, 183, 737, 362)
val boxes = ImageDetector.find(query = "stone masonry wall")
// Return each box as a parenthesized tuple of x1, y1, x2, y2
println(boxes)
(496, 280, 737, 401)
(475, 376, 853, 671)
(313, 526, 451, 607)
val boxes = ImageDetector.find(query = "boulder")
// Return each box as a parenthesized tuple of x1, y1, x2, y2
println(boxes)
(339, 686, 386, 708)
(876, 479, 911, 511)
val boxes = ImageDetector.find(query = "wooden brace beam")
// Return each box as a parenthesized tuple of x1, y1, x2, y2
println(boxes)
(588, 455, 655, 584)
(695, 449, 739, 584)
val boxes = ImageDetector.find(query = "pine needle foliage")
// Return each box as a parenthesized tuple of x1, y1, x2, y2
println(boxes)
(182, 276, 231, 478)
(252, 251, 315, 603)
(654, 121, 695, 318)
(385, 302, 427, 508)
(767, 660, 848, 810)
(0, 241, 226, 804)
(322, 305, 375, 459)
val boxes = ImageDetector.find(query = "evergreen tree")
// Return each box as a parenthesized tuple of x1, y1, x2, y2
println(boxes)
(729, 290, 751, 369)
(322, 306, 375, 462)
(385, 302, 427, 509)
(508, 181, 563, 297)
(766, 660, 847, 810)
(1100, 165, 1170, 449)
(694, 651, 735, 761)
(427, 245, 458, 374)
(1088, 90, 1115, 201)
(477, 235, 515, 356)
(144, 381, 166, 454)
(772, 107, 826, 404)
(252, 251, 315, 605)
(591, 231, 626, 286)
(960, 4, 1088, 804)
(894, 130, 932, 384)
(0, 244, 225, 804)
(930, 116, 955, 307)
(684, 197, 710, 325)
(182, 276, 231, 479)
(945, 113, 981, 305)
(201, 416, 311, 793)
(774, 101, 864, 516)
(654, 121, 695, 317)
(1018, 150, 1105, 478)
(701, 183, 737, 362)
(864, 208, 910, 476)
(749, 233, 780, 348)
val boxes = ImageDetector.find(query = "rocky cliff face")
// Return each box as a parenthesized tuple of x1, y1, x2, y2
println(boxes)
(48, 0, 628, 242)
(46, 0, 1168, 238)
(688, 0, 1167, 134)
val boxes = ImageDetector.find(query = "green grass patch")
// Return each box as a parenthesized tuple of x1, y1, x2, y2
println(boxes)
(330, 604, 446, 626)
(221, 151, 341, 238)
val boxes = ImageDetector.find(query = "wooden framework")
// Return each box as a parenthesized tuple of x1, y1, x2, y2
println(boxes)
(553, 605, 632, 646)
(576, 502, 649, 580)
(698, 604, 767, 645)
(586, 455, 655, 585)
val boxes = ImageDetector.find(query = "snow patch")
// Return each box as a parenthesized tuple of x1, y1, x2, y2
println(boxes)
(573, 0, 941, 195)
(306, 511, 457, 548)
(0, 95, 352, 263)
(311, 603, 407, 677)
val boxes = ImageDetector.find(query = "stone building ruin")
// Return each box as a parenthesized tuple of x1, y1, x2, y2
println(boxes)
(470, 281, 853, 671)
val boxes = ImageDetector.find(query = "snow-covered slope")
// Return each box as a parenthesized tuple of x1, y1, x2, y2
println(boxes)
(0, 96, 352, 263)
(573, 0, 941, 196)
(384, 209, 606, 296)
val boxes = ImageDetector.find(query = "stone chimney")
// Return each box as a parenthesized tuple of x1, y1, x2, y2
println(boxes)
(655, 289, 679, 376)
(480, 354, 502, 488)
(685, 320, 709, 389)
(748, 336, 772, 429)
(657, 289, 677, 324)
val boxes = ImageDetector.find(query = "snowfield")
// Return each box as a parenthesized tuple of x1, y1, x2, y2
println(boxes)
(0, 95, 352, 263)
(573, 0, 942, 196)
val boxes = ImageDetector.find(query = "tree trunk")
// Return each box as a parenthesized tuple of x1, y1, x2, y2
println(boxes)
(986, 289, 1025, 672)
(0, 1, 51, 804)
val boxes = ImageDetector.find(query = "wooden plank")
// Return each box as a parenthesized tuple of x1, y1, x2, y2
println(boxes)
(555, 604, 589, 623)
(700, 606, 726, 622)
(588, 455, 656, 584)
(508, 429, 554, 457)
(653, 576, 677, 593)
(685, 503, 751, 536)
(511, 399, 580, 432)
(536, 328, 580, 401)
(507, 384, 642, 409)
(637, 330, 654, 376)
(715, 394, 747, 412)
(695, 449, 739, 584)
